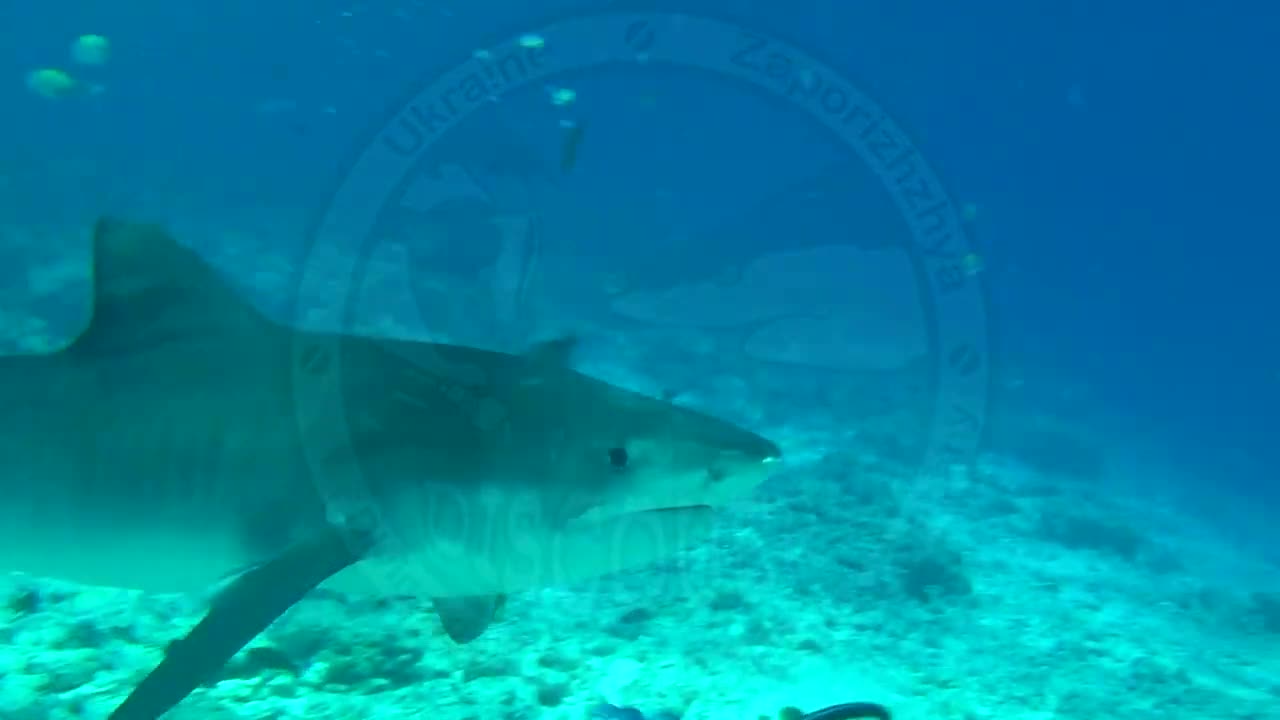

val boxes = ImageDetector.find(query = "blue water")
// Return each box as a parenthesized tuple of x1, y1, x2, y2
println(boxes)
(1, 1, 1278, 718)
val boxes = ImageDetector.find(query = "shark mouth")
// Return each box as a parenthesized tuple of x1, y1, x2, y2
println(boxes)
(568, 503, 713, 529)
(645, 504, 713, 514)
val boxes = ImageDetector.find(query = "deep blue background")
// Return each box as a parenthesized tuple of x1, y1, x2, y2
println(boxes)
(1, 1, 1276, 510)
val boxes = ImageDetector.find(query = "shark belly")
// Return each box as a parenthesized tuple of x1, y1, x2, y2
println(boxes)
(322, 503, 718, 597)
(0, 493, 249, 592)
(0, 460, 314, 593)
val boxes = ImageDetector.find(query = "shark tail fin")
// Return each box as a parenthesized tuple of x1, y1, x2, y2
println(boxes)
(68, 217, 276, 358)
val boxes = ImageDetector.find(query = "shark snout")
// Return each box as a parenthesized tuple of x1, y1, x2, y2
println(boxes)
(703, 443, 781, 500)
(736, 429, 783, 467)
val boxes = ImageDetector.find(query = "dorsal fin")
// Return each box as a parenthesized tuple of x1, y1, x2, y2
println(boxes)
(525, 335, 578, 367)
(68, 217, 274, 357)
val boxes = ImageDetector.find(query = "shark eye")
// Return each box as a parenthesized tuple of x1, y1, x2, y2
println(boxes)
(607, 447, 629, 469)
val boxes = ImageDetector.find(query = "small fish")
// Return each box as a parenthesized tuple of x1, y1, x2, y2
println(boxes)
(590, 705, 675, 720)
(591, 702, 890, 720)
(799, 703, 891, 720)
(547, 85, 577, 106)
(960, 252, 984, 276)
(560, 121, 586, 174)
(590, 705, 646, 720)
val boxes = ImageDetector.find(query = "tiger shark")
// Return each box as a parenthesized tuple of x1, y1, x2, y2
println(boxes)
(0, 218, 781, 719)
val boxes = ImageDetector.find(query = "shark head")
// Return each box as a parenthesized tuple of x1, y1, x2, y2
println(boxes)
(324, 333, 783, 596)
(543, 369, 783, 522)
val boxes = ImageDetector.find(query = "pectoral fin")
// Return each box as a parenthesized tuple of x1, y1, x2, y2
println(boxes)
(431, 594, 506, 644)
(108, 523, 376, 720)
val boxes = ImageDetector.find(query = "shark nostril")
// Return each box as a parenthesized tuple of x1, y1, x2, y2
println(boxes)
(707, 467, 727, 483)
